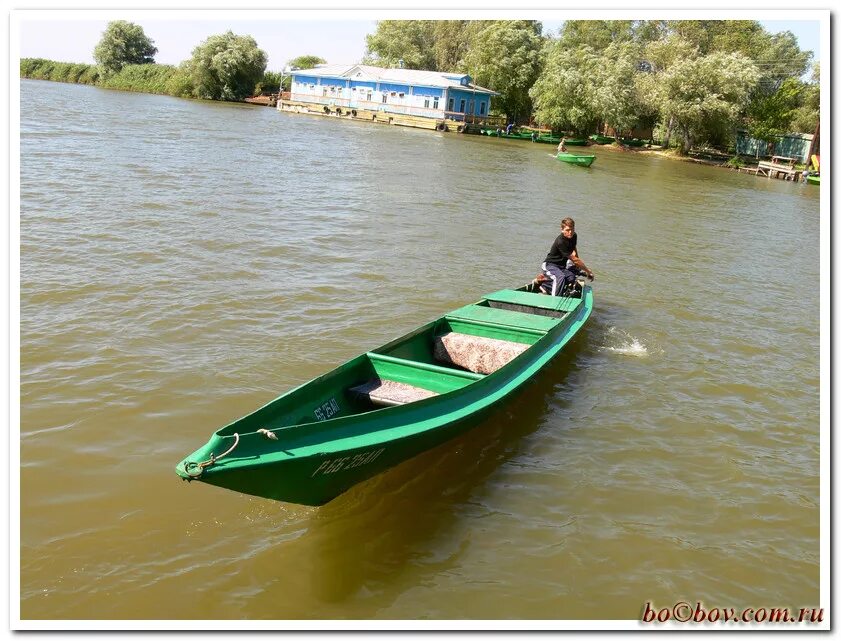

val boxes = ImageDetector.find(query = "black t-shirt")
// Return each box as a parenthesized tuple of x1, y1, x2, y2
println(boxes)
(544, 232, 577, 266)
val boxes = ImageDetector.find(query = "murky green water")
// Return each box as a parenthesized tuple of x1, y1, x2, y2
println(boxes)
(19, 78, 822, 622)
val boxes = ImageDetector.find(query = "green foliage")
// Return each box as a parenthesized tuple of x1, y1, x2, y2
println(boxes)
(184, 31, 268, 101)
(591, 41, 645, 136)
(364, 21, 437, 69)
(282, 55, 327, 91)
(530, 44, 599, 133)
(725, 155, 746, 168)
(558, 20, 635, 50)
(746, 77, 804, 141)
(99, 63, 186, 95)
(94, 21, 157, 75)
(20, 58, 101, 85)
(788, 62, 819, 134)
(287, 55, 327, 70)
(464, 21, 545, 121)
(256, 71, 282, 95)
(649, 51, 759, 153)
(431, 21, 492, 72)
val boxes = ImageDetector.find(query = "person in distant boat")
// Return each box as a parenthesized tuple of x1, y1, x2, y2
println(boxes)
(506, 122, 515, 134)
(539, 217, 594, 296)
(557, 138, 568, 153)
(531, 131, 538, 142)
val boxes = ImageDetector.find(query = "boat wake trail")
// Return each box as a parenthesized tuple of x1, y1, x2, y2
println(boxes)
(599, 326, 650, 357)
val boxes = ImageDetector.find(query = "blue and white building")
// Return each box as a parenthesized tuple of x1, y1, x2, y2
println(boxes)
(288, 64, 498, 122)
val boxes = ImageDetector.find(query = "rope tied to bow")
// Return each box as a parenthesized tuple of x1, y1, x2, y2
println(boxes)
(183, 433, 240, 478)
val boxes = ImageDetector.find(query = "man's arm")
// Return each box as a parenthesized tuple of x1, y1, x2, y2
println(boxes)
(569, 249, 594, 279)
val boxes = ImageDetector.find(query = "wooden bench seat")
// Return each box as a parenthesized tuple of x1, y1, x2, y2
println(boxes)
(447, 303, 559, 333)
(349, 379, 438, 407)
(433, 332, 529, 375)
(484, 289, 582, 316)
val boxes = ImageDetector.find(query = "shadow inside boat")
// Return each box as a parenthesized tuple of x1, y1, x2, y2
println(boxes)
(293, 325, 594, 608)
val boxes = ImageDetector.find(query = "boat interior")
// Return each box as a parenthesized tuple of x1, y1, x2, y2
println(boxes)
(217, 289, 584, 435)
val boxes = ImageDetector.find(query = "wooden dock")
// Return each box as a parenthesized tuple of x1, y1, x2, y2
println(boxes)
(754, 156, 801, 181)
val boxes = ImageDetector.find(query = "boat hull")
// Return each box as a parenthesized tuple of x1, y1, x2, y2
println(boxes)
(806, 174, 820, 185)
(176, 287, 593, 505)
(556, 152, 596, 167)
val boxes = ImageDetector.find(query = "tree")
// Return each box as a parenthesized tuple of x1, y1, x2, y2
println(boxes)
(789, 62, 820, 134)
(530, 43, 600, 133)
(558, 20, 635, 50)
(431, 20, 495, 72)
(464, 21, 545, 121)
(93, 21, 157, 75)
(590, 41, 645, 137)
(185, 31, 268, 101)
(287, 55, 327, 70)
(363, 21, 436, 69)
(638, 36, 700, 147)
(649, 51, 759, 153)
(746, 77, 804, 142)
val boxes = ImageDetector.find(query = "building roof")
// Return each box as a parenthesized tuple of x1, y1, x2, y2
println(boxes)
(291, 64, 498, 95)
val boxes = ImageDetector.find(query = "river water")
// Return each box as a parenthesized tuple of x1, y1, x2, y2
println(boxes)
(18, 78, 823, 624)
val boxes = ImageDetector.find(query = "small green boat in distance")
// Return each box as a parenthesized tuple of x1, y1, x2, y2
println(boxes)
(806, 174, 820, 185)
(176, 285, 593, 506)
(589, 134, 615, 144)
(556, 152, 596, 167)
(562, 138, 589, 146)
(619, 138, 646, 147)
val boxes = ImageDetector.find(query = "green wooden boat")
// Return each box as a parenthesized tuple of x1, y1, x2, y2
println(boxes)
(563, 138, 589, 146)
(806, 174, 820, 185)
(619, 138, 646, 147)
(589, 134, 615, 144)
(176, 285, 593, 506)
(556, 152, 596, 167)
(481, 129, 534, 140)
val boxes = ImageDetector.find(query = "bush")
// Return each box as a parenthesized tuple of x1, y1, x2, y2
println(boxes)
(725, 155, 746, 169)
(100, 63, 181, 94)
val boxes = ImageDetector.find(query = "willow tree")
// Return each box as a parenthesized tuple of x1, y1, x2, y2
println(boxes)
(648, 50, 759, 153)
(185, 31, 268, 101)
(464, 20, 545, 122)
(530, 43, 599, 133)
(638, 36, 699, 147)
(790, 62, 820, 134)
(590, 41, 646, 137)
(363, 20, 436, 69)
(94, 21, 157, 75)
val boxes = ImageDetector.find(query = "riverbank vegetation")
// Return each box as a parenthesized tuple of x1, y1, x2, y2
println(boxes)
(20, 19, 819, 156)
(363, 19, 820, 154)
(21, 22, 271, 102)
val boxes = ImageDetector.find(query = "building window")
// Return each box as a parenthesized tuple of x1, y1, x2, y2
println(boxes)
(424, 98, 430, 108)
(398, 92, 404, 97)
(433, 97, 439, 110)
(448, 98, 454, 111)
(323, 87, 328, 96)
(480, 102, 486, 115)
(460, 99, 465, 113)
(382, 93, 388, 103)
(367, 92, 372, 102)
